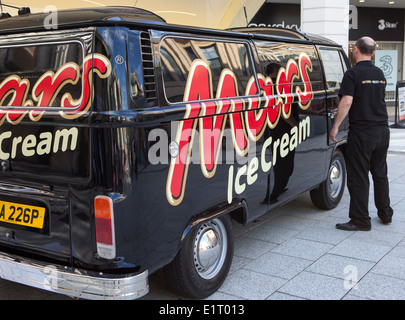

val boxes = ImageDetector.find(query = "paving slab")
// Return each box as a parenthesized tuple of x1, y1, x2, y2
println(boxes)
(277, 271, 352, 300)
(347, 273, 405, 300)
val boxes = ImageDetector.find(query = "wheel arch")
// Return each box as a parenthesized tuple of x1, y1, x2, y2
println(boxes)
(181, 199, 248, 241)
(332, 140, 347, 164)
(310, 142, 347, 210)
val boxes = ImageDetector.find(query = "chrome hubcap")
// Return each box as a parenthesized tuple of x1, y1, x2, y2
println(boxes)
(194, 219, 227, 280)
(329, 159, 343, 199)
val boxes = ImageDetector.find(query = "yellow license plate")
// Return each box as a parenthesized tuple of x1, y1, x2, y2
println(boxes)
(0, 200, 45, 229)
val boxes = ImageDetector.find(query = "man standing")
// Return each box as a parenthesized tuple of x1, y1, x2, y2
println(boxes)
(330, 36, 393, 231)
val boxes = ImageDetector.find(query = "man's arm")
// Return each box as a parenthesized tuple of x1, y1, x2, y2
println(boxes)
(330, 95, 353, 143)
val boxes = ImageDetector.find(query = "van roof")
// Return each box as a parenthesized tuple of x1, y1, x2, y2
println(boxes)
(0, 6, 166, 34)
(0, 6, 340, 47)
(229, 27, 339, 46)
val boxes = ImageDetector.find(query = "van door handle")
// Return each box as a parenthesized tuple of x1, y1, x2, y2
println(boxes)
(328, 112, 336, 119)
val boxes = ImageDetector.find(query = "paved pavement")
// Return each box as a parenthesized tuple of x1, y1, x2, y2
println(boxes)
(145, 151, 405, 300)
(0, 107, 404, 300)
(141, 107, 405, 300)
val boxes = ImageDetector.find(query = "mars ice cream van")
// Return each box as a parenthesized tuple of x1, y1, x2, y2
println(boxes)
(0, 7, 349, 299)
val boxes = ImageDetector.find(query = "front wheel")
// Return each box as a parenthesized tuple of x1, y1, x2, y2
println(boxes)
(310, 149, 346, 210)
(163, 215, 234, 299)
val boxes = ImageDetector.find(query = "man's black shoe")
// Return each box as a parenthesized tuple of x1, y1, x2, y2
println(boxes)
(378, 208, 393, 225)
(336, 222, 371, 231)
(380, 217, 392, 225)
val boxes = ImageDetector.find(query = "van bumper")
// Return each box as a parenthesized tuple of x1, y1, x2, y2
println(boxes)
(0, 251, 149, 300)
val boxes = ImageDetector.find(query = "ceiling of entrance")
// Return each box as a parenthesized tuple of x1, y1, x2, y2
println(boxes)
(1, 0, 404, 29)
(0, 0, 264, 29)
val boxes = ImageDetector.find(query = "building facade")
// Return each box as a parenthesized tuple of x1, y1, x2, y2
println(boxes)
(249, 0, 405, 101)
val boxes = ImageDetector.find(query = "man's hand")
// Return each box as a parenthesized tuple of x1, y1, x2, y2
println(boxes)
(330, 95, 353, 143)
(330, 125, 339, 143)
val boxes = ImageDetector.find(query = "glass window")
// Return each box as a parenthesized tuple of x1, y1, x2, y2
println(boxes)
(255, 41, 324, 93)
(160, 37, 257, 103)
(0, 42, 83, 108)
(161, 47, 186, 83)
(200, 45, 222, 77)
(319, 49, 345, 89)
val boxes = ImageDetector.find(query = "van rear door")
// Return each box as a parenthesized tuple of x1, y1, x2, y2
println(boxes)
(253, 40, 328, 204)
(0, 30, 95, 264)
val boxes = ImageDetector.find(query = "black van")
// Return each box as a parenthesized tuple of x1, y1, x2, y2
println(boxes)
(0, 7, 349, 299)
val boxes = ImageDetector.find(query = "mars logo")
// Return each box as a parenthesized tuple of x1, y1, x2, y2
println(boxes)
(166, 53, 313, 206)
(0, 53, 111, 126)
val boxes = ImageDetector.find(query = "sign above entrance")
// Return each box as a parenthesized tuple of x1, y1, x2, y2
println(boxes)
(349, 7, 404, 42)
(249, 3, 301, 31)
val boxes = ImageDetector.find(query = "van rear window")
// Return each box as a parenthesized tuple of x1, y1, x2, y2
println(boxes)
(0, 42, 83, 108)
(160, 38, 257, 103)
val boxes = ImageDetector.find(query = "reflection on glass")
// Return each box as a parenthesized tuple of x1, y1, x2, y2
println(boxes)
(160, 38, 255, 102)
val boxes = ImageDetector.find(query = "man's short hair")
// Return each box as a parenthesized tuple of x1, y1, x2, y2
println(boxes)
(355, 37, 376, 56)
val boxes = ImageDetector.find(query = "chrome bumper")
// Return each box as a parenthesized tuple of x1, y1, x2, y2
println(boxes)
(0, 252, 149, 300)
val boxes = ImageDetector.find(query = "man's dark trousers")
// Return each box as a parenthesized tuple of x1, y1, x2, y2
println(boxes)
(346, 124, 393, 228)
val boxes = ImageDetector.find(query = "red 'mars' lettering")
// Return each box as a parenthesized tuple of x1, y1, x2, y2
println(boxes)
(277, 60, 299, 119)
(166, 53, 314, 206)
(296, 53, 313, 109)
(0, 76, 30, 125)
(0, 53, 111, 126)
(166, 61, 249, 206)
(166, 61, 206, 206)
(31, 62, 80, 120)
(245, 74, 269, 141)
(60, 54, 111, 118)
(216, 69, 248, 157)
(200, 70, 231, 177)
(33, 63, 80, 107)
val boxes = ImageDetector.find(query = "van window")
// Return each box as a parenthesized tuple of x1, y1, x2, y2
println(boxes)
(160, 38, 257, 103)
(0, 42, 83, 108)
(255, 41, 324, 90)
(319, 49, 345, 89)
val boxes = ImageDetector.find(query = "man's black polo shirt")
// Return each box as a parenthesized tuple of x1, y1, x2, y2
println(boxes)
(339, 60, 388, 127)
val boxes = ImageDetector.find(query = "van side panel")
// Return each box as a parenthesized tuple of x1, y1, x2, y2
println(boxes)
(92, 30, 331, 274)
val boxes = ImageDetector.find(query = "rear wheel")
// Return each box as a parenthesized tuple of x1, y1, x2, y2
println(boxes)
(163, 215, 234, 299)
(310, 149, 346, 210)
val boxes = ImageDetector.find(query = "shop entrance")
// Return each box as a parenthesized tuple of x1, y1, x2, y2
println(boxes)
(349, 42, 403, 103)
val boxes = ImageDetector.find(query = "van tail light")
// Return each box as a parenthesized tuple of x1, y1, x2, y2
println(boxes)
(94, 196, 116, 259)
